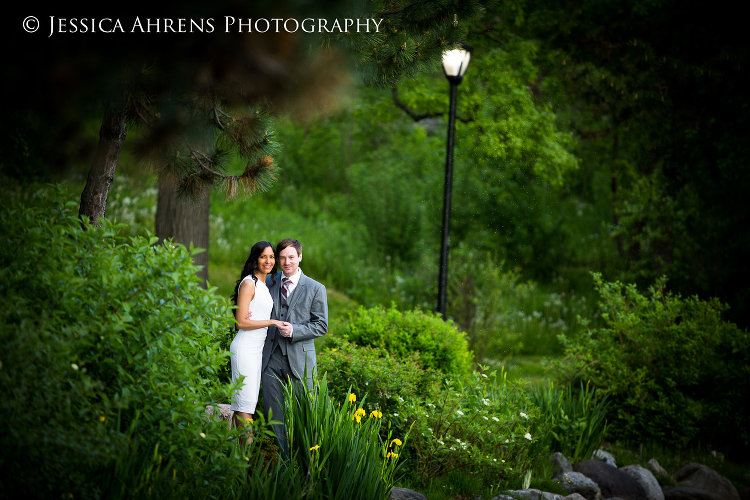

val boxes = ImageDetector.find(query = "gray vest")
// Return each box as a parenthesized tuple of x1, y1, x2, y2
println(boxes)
(276, 286, 291, 354)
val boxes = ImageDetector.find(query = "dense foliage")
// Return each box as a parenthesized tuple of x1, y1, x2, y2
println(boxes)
(529, 382, 609, 463)
(318, 336, 428, 418)
(558, 274, 750, 454)
(339, 304, 473, 378)
(0, 188, 245, 498)
(516, 0, 750, 328)
(284, 376, 406, 500)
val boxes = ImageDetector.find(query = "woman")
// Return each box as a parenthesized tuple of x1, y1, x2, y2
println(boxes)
(230, 241, 289, 441)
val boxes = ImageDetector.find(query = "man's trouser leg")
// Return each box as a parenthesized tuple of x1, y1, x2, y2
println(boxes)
(262, 349, 297, 457)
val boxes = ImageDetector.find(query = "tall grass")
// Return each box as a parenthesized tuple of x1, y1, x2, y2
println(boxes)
(283, 375, 407, 500)
(530, 382, 609, 463)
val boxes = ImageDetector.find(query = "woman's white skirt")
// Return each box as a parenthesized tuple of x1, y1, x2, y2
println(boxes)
(229, 328, 267, 413)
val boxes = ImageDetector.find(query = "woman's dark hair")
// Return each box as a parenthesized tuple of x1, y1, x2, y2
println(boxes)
(231, 241, 277, 306)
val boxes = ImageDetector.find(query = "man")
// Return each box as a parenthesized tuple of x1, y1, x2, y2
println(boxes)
(261, 238, 328, 455)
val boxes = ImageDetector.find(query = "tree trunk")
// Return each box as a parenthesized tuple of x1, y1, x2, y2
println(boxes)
(155, 176, 210, 288)
(79, 107, 128, 225)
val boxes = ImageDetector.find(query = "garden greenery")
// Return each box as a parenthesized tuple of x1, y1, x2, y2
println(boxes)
(0, 188, 246, 498)
(283, 375, 407, 500)
(339, 304, 473, 379)
(395, 367, 544, 485)
(529, 381, 609, 463)
(558, 273, 750, 454)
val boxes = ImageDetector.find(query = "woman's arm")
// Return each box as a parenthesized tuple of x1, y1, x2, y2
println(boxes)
(235, 279, 282, 330)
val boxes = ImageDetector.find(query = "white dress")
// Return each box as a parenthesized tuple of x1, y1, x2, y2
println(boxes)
(230, 276, 274, 413)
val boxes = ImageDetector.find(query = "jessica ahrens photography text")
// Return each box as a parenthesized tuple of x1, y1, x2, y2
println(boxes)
(32, 16, 384, 37)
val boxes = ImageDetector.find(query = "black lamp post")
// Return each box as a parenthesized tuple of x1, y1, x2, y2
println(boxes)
(437, 44, 472, 319)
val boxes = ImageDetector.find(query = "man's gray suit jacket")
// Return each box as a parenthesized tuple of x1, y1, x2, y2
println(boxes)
(263, 270, 328, 388)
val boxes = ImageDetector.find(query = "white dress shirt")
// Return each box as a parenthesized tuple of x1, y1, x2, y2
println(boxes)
(281, 268, 302, 337)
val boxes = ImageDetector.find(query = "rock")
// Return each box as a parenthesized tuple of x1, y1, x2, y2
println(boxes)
(563, 494, 588, 500)
(554, 471, 602, 500)
(592, 450, 618, 468)
(646, 459, 669, 479)
(506, 489, 564, 500)
(204, 403, 234, 428)
(391, 487, 428, 500)
(621, 465, 665, 500)
(492, 496, 518, 500)
(662, 487, 722, 500)
(574, 460, 648, 500)
(552, 452, 574, 477)
(673, 463, 740, 500)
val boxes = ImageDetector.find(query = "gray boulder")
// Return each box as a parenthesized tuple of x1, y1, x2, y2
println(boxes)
(204, 403, 234, 428)
(673, 463, 740, 500)
(551, 452, 574, 477)
(592, 450, 618, 468)
(554, 471, 602, 500)
(563, 495, 588, 500)
(506, 489, 564, 500)
(662, 487, 722, 500)
(492, 496, 518, 500)
(574, 460, 648, 500)
(391, 487, 428, 500)
(646, 459, 669, 479)
(621, 465, 664, 500)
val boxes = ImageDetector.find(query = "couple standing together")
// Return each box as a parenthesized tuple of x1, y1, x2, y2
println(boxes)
(229, 238, 328, 454)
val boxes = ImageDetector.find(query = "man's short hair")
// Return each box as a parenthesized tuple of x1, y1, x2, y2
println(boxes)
(276, 238, 302, 256)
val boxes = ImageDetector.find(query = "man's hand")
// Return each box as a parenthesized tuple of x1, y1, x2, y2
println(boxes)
(278, 322, 293, 337)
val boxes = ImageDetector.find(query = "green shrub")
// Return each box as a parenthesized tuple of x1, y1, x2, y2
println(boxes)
(529, 381, 610, 463)
(557, 273, 750, 454)
(340, 304, 473, 379)
(0, 188, 248, 498)
(284, 375, 408, 500)
(317, 336, 429, 419)
(395, 367, 544, 486)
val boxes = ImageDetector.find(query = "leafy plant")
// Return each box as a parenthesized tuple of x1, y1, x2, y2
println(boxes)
(396, 366, 544, 486)
(0, 187, 248, 498)
(530, 381, 610, 463)
(557, 273, 750, 454)
(340, 304, 473, 379)
(318, 336, 428, 419)
(283, 374, 408, 500)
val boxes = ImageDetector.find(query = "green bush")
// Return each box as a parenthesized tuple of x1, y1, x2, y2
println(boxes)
(317, 336, 428, 419)
(394, 367, 545, 487)
(529, 381, 609, 463)
(340, 304, 473, 379)
(0, 188, 248, 498)
(557, 273, 750, 454)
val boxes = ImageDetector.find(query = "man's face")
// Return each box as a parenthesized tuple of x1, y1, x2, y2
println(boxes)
(279, 246, 302, 277)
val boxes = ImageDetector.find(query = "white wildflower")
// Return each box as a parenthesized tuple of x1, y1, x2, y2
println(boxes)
(524, 433, 532, 441)
(520, 412, 528, 419)
(492, 417, 499, 422)
(456, 410, 464, 416)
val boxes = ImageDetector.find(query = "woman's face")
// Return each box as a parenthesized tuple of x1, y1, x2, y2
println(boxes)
(257, 246, 275, 275)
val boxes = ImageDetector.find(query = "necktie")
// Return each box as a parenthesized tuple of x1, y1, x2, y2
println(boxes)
(282, 277, 291, 303)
